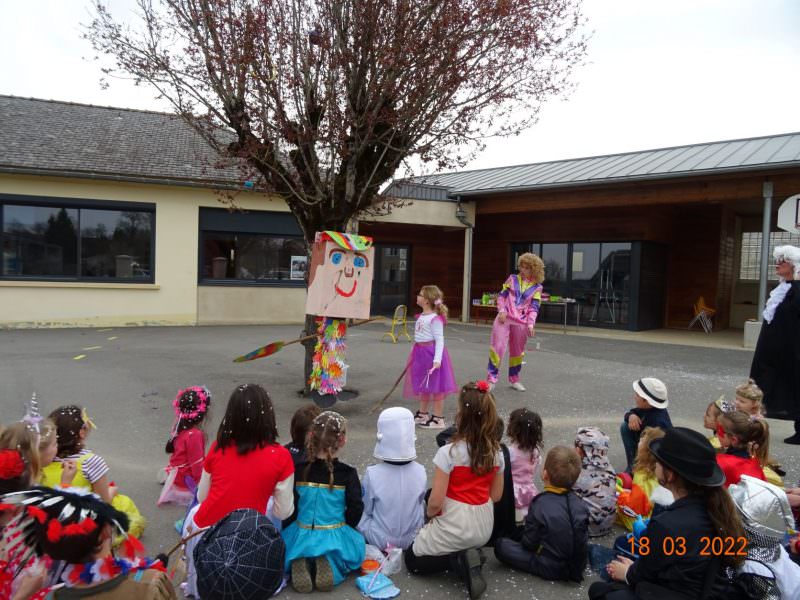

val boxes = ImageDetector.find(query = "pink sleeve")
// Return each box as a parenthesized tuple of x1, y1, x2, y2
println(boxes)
(170, 432, 188, 468)
(185, 430, 207, 483)
(496, 275, 514, 314)
(526, 286, 542, 327)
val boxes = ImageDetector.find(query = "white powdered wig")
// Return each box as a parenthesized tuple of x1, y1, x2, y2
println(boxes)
(773, 245, 800, 277)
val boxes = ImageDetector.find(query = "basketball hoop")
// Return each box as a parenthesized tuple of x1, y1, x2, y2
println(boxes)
(777, 193, 800, 234)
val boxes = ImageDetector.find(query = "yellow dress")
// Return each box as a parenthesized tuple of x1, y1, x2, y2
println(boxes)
(41, 453, 147, 538)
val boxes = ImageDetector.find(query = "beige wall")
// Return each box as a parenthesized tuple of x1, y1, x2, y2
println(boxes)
(0, 174, 304, 328)
(367, 198, 475, 228)
(0, 177, 469, 328)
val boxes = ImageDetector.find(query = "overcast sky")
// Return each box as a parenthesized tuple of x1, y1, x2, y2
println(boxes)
(1, 0, 798, 172)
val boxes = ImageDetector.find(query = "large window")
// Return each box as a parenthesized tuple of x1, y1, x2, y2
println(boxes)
(199, 208, 305, 285)
(1, 199, 154, 281)
(739, 231, 800, 280)
(510, 241, 633, 328)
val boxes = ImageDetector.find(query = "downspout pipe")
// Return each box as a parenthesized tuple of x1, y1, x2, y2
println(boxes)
(757, 181, 773, 319)
(454, 195, 474, 323)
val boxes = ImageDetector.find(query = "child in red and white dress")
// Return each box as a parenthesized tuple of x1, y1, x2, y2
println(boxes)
(158, 386, 211, 506)
(405, 381, 505, 599)
(403, 285, 458, 430)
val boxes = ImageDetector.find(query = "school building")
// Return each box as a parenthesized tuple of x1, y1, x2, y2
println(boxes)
(2, 95, 799, 340)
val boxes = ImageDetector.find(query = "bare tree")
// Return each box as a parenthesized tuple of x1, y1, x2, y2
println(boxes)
(85, 0, 587, 391)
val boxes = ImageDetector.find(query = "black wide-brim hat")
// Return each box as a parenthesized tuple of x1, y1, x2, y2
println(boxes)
(648, 427, 725, 487)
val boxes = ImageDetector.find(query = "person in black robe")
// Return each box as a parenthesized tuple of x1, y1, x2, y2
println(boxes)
(750, 245, 800, 445)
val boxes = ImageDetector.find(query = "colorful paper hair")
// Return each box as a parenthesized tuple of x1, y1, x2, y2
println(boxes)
(316, 231, 373, 251)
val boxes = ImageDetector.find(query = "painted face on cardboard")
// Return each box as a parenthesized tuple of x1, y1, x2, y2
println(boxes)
(306, 238, 374, 319)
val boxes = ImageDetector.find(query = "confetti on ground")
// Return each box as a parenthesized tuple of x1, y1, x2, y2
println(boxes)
(73, 354, 86, 361)
(96, 328, 112, 332)
(82, 346, 102, 351)
(107, 336, 118, 341)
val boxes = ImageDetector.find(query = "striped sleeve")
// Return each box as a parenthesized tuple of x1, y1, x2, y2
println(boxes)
(80, 452, 110, 483)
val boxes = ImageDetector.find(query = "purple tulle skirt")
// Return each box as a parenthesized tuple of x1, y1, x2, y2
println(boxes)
(403, 342, 459, 399)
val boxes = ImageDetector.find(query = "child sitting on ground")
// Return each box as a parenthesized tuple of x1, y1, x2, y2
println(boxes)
(405, 381, 505, 600)
(285, 404, 321, 469)
(358, 407, 426, 551)
(283, 411, 364, 593)
(732, 380, 784, 486)
(41, 406, 147, 539)
(716, 410, 768, 487)
(574, 426, 617, 538)
(620, 378, 672, 473)
(506, 408, 543, 523)
(728, 476, 800, 599)
(615, 427, 673, 531)
(494, 445, 589, 582)
(703, 395, 733, 451)
(159, 386, 211, 506)
(735, 379, 765, 417)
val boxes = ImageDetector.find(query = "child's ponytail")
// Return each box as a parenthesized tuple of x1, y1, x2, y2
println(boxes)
(420, 285, 448, 320)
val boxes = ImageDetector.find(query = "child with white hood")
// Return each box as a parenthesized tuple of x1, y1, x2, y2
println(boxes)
(358, 407, 427, 550)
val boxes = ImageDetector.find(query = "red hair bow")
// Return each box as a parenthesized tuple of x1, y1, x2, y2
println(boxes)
(476, 380, 490, 393)
(0, 450, 25, 479)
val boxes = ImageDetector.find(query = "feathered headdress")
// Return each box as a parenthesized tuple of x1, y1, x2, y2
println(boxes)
(0, 487, 143, 563)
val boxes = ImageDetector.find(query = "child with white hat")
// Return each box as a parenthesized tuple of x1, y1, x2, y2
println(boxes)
(620, 377, 672, 473)
(358, 407, 427, 550)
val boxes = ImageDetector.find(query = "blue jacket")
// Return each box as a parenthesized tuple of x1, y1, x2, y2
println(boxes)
(624, 406, 672, 430)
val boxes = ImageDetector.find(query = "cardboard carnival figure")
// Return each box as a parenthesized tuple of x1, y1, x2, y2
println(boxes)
(233, 231, 374, 405)
(305, 232, 374, 400)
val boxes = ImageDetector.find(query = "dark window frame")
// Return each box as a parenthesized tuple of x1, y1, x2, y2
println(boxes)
(0, 194, 156, 283)
(198, 207, 306, 288)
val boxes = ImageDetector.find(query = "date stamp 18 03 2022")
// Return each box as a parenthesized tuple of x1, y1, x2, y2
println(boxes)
(630, 536, 747, 557)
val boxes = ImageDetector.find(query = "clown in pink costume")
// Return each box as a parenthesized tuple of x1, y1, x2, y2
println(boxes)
(487, 253, 544, 391)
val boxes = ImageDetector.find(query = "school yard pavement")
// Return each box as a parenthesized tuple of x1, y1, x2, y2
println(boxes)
(1, 323, 794, 599)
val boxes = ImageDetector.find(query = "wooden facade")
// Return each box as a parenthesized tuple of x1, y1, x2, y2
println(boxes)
(469, 169, 800, 329)
(366, 168, 800, 331)
(359, 221, 466, 319)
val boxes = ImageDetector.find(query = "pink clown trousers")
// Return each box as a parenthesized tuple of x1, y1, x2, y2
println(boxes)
(488, 317, 528, 384)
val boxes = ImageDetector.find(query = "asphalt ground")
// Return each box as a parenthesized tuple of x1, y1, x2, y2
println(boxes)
(1, 322, 797, 599)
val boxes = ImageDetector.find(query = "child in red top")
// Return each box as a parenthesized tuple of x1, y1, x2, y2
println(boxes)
(182, 383, 295, 598)
(716, 410, 768, 487)
(158, 385, 211, 506)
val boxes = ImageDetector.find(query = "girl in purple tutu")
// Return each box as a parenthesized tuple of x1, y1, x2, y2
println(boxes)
(404, 285, 458, 429)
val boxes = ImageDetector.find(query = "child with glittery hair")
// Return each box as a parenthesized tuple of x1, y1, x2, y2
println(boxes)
(40, 405, 147, 539)
(182, 383, 294, 598)
(282, 411, 365, 593)
(158, 386, 211, 506)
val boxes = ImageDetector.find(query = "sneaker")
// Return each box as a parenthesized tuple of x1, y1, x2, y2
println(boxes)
(291, 559, 313, 593)
(314, 556, 334, 592)
(419, 415, 446, 429)
(413, 411, 430, 425)
(458, 548, 486, 600)
(784, 433, 800, 445)
(487, 382, 496, 392)
(509, 381, 526, 392)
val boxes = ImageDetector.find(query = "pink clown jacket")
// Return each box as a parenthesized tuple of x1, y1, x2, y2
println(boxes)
(496, 275, 543, 327)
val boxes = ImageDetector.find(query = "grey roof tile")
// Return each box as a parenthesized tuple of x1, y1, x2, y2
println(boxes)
(0, 95, 241, 186)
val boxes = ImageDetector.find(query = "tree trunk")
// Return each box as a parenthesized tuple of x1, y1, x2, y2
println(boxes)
(301, 312, 318, 395)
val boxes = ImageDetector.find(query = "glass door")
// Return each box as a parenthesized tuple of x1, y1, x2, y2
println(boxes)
(370, 245, 410, 315)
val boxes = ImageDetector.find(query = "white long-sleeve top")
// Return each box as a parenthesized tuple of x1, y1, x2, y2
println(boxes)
(415, 312, 445, 364)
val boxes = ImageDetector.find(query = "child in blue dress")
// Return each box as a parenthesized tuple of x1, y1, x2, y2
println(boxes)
(282, 411, 365, 592)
